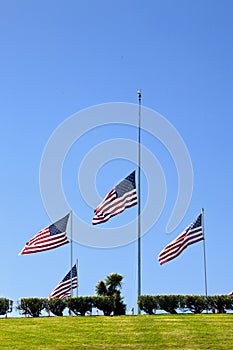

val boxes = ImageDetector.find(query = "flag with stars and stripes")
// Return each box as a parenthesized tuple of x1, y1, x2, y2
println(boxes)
(19, 214, 70, 255)
(92, 171, 137, 225)
(49, 264, 78, 299)
(158, 213, 204, 265)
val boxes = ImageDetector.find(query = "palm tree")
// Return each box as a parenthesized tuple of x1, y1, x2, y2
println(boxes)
(95, 280, 107, 296)
(95, 273, 126, 315)
(105, 273, 123, 296)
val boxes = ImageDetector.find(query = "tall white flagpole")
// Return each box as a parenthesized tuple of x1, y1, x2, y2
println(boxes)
(137, 90, 142, 314)
(70, 210, 73, 297)
(76, 258, 79, 297)
(202, 208, 208, 298)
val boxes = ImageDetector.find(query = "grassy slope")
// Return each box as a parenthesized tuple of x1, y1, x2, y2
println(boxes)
(0, 314, 232, 349)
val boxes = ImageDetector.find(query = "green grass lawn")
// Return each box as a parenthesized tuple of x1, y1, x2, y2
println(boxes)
(0, 314, 232, 349)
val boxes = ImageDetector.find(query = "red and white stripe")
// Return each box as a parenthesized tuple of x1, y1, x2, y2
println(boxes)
(92, 188, 137, 225)
(158, 226, 204, 265)
(49, 277, 78, 299)
(19, 227, 69, 255)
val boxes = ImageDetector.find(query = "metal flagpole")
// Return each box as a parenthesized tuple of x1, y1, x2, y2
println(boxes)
(70, 210, 73, 297)
(76, 258, 79, 297)
(202, 208, 208, 298)
(137, 90, 142, 314)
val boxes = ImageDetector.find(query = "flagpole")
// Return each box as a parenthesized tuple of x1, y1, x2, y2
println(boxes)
(76, 258, 79, 297)
(70, 211, 73, 297)
(202, 208, 208, 299)
(137, 90, 142, 314)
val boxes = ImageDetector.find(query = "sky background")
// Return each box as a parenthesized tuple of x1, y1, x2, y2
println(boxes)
(1, 0, 233, 315)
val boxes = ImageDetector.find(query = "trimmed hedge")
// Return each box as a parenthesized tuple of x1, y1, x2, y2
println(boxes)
(0, 298, 13, 317)
(1, 295, 233, 317)
(47, 298, 66, 316)
(17, 298, 47, 317)
(16, 296, 115, 317)
(67, 296, 93, 316)
(138, 295, 233, 314)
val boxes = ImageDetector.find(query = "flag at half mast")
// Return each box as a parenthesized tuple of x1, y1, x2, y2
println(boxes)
(19, 214, 70, 255)
(49, 264, 78, 299)
(92, 171, 137, 225)
(158, 213, 204, 265)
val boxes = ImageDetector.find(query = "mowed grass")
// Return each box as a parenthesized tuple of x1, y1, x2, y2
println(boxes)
(0, 314, 232, 349)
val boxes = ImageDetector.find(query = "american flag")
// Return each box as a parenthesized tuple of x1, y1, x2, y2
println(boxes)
(49, 264, 78, 299)
(92, 171, 137, 225)
(158, 214, 204, 265)
(19, 214, 70, 255)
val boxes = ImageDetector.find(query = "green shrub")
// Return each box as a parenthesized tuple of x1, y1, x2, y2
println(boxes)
(155, 295, 181, 314)
(93, 296, 114, 316)
(138, 295, 211, 314)
(138, 295, 157, 315)
(0, 298, 13, 317)
(47, 298, 67, 316)
(17, 298, 47, 317)
(66, 296, 93, 316)
(225, 295, 233, 311)
(182, 295, 208, 314)
(207, 295, 229, 314)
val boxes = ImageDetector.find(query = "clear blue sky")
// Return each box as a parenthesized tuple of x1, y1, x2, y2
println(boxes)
(1, 0, 233, 315)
